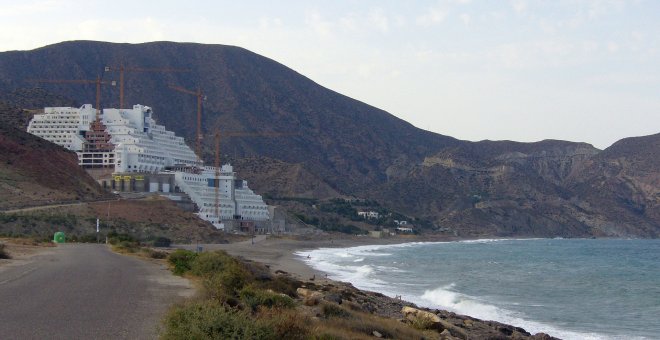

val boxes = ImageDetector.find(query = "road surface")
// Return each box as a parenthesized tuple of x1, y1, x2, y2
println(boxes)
(0, 244, 192, 339)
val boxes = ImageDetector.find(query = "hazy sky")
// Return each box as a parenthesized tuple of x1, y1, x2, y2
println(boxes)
(1, 0, 658, 148)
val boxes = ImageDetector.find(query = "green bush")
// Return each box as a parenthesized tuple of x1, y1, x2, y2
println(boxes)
(162, 300, 275, 340)
(168, 249, 199, 275)
(0, 243, 10, 259)
(239, 285, 296, 312)
(148, 236, 172, 247)
(107, 231, 137, 245)
(191, 251, 232, 277)
(0, 213, 18, 223)
(201, 264, 252, 304)
(116, 240, 139, 253)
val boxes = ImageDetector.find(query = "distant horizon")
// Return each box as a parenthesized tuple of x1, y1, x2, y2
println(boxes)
(1, 1, 658, 149)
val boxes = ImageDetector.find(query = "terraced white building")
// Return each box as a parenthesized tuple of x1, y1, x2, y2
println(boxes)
(27, 104, 270, 229)
(175, 164, 270, 229)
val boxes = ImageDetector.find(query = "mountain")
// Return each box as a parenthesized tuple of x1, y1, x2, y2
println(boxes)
(0, 41, 657, 237)
(371, 137, 659, 237)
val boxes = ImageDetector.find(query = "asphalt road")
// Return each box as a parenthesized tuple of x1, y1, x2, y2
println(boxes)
(0, 244, 192, 339)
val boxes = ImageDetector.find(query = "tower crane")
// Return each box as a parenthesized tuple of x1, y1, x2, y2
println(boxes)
(168, 85, 205, 161)
(105, 64, 189, 109)
(27, 75, 113, 120)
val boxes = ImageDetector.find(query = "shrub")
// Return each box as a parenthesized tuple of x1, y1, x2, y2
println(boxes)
(201, 261, 252, 302)
(257, 276, 302, 297)
(318, 309, 430, 340)
(162, 300, 275, 340)
(107, 231, 136, 245)
(191, 251, 232, 277)
(0, 243, 10, 259)
(168, 249, 198, 275)
(148, 236, 172, 247)
(215, 262, 250, 293)
(409, 313, 436, 330)
(202, 273, 233, 303)
(239, 285, 296, 312)
(321, 302, 350, 319)
(257, 308, 311, 340)
(140, 248, 168, 259)
(115, 240, 139, 252)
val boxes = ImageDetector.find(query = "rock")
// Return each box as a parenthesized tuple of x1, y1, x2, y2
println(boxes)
(497, 325, 514, 336)
(324, 293, 343, 305)
(401, 306, 441, 323)
(297, 287, 323, 306)
(462, 319, 473, 327)
(297, 288, 321, 298)
(532, 333, 559, 340)
(372, 330, 383, 338)
(440, 329, 451, 337)
(401, 306, 469, 340)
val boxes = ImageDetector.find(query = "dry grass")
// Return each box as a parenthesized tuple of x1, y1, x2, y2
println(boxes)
(312, 301, 438, 340)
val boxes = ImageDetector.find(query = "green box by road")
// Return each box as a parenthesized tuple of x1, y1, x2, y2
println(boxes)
(53, 232, 66, 243)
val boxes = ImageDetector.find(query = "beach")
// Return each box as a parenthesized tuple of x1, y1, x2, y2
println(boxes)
(177, 235, 562, 339)
(180, 235, 425, 284)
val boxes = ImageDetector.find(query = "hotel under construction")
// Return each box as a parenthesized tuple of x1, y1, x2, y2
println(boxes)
(27, 103, 272, 232)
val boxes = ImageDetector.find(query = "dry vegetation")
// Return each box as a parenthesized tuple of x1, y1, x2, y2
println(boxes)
(161, 249, 440, 340)
(0, 196, 239, 244)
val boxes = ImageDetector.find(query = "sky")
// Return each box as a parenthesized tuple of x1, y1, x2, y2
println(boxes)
(1, 0, 659, 149)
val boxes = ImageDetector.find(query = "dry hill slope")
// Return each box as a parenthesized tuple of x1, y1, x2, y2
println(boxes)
(0, 41, 657, 237)
(0, 101, 108, 210)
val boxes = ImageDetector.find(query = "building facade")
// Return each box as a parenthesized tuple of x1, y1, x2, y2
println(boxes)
(27, 104, 270, 230)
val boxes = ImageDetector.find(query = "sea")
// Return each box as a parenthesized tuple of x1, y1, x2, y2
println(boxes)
(297, 239, 660, 340)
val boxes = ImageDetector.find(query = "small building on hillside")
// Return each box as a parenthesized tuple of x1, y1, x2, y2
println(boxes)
(358, 211, 380, 219)
(396, 226, 414, 234)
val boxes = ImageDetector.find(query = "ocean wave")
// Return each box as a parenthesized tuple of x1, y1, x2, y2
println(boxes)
(457, 238, 543, 244)
(415, 286, 618, 340)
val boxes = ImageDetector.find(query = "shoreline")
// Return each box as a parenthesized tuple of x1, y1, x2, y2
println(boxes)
(175, 234, 552, 284)
(177, 235, 616, 339)
(177, 234, 455, 284)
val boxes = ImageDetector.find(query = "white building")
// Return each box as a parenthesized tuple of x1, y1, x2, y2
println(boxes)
(358, 211, 380, 219)
(27, 104, 269, 230)
(102, 105, 200, 172)
(28, 104, 200, 171)
(27, 104, 94, 152)
(175, 165, 270, 229)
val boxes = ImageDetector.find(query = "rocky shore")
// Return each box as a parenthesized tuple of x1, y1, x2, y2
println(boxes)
(179, 235, 561, 339)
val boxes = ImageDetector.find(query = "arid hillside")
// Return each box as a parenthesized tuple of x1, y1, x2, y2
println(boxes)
(0, 41, 657, 237)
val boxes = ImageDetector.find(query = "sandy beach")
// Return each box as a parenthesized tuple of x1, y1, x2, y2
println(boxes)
(177, 234, 434, 285)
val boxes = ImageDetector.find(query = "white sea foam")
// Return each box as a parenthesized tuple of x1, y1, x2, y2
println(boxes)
(295, 241, 641, 340)
(414, 285, 619, 340)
